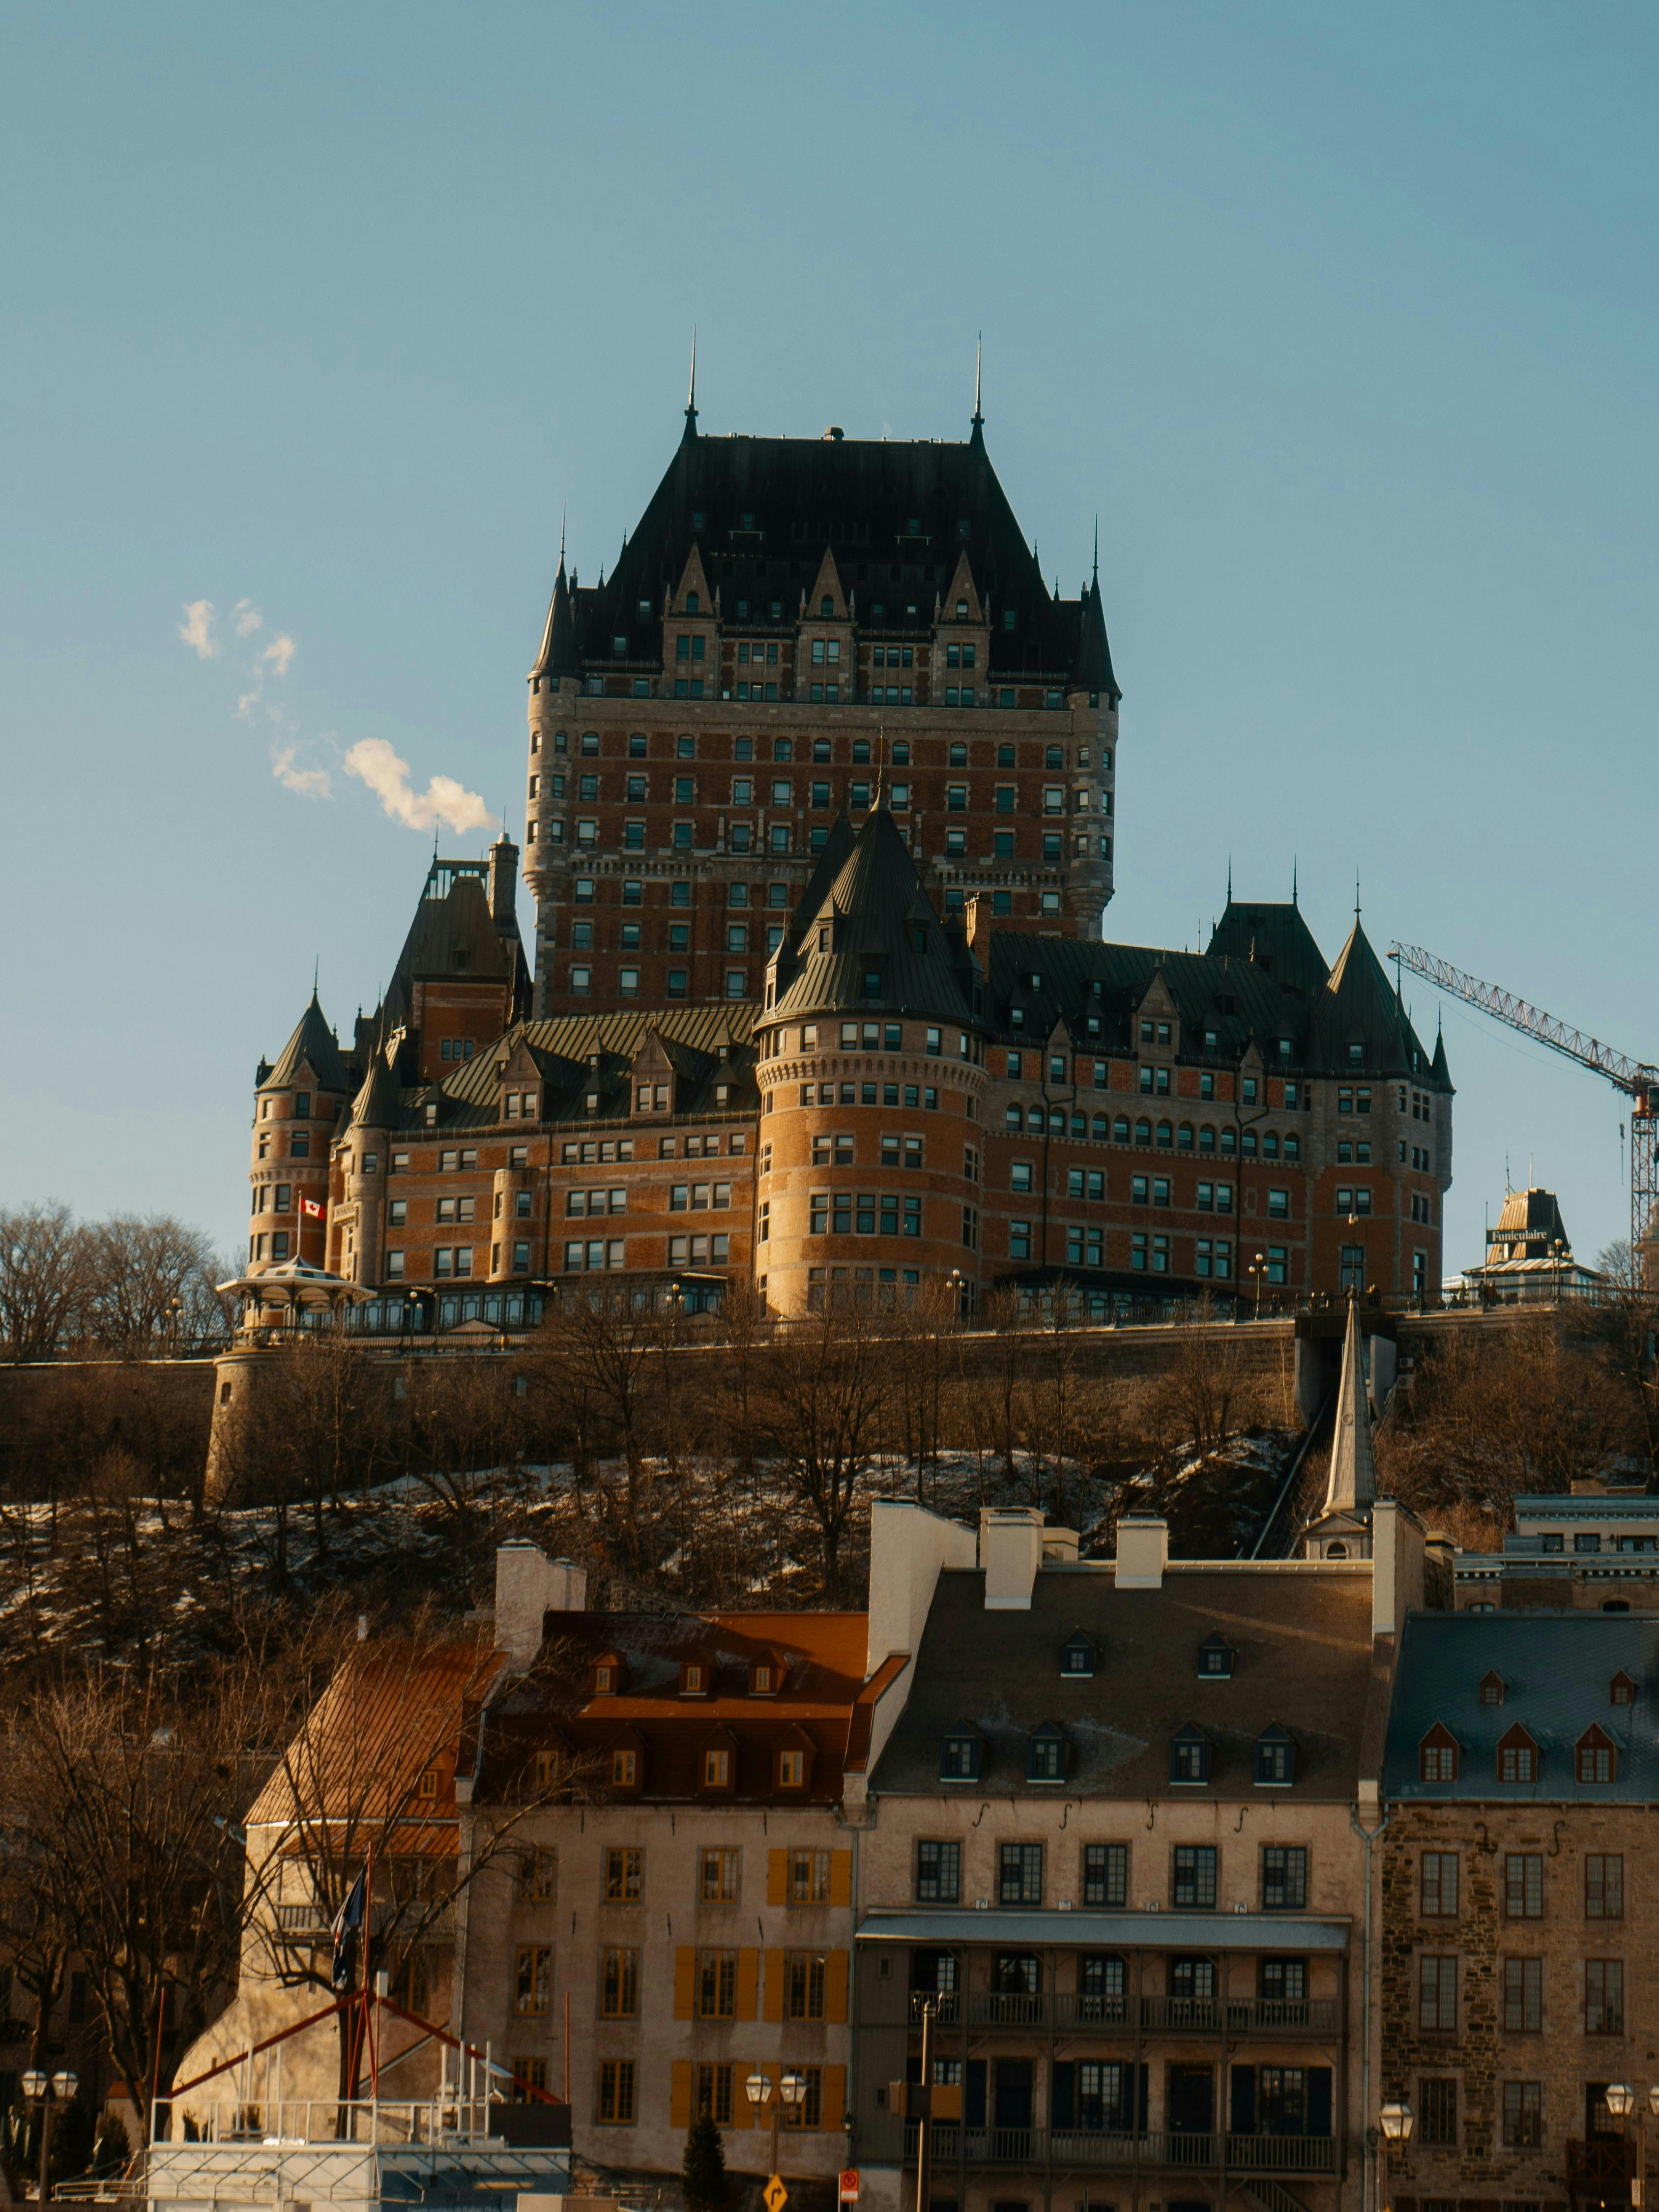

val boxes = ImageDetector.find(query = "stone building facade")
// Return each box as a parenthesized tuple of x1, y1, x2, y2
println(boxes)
(233, 395, 1453, 1322)
(1378, 1610, 1659, 2212)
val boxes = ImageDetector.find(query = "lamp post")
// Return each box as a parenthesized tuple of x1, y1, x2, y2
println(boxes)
(1247, 1250, 1267, 1320)
(21, 2068, 79, 2205)
(1602, 2081, 1659, 2206)
(1377, 2098, 1414, 2212)
(745, 2068, 807, 2186)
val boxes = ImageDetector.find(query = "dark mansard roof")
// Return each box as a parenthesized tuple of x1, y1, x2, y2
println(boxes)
(535, 416, 1118, 699)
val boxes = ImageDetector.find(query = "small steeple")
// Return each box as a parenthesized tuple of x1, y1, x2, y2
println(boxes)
(1324, 1295, 1378, 1517)
(683, 327, 699, 441)
(531, 542, 579, 683)
(969, 334, 985, 451)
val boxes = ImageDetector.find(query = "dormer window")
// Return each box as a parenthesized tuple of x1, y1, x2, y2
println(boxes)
(1498, 1722, 1540, 1784)
(700, 1746, 733, 1791)
(1479, 1671, 1506, 1707)
(1060, 1633, 1096, 1679)
(749, 1659, 780, 1697)
(1026, 1724, 1069, 1783)
(1577, 1725, 1617, 1784)
(1255, 1726, 1295, 1786)
(611, 1746, 640, 1790)
(1610, 1671, 1636, 1706)
(1419, 1723, 1459, 1782)
(940, 1729, 981, 1783)
(1170, 1725, 1211, 1785)
(1198, 1634, 1233, 1680)
(686, 592, 699, 614)
(591, 1653, 626, 1697)
(679, 1661, 710, 1698)
(776, 1748, 806, 1790)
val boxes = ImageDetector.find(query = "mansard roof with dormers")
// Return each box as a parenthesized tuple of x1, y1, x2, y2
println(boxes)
(983, 896, 1448, 1085)
(542, 411, 1119, 697)
(766, 802, 984, 1029)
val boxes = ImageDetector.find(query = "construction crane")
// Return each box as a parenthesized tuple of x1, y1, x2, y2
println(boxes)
(1389, 941, 1659, 1268)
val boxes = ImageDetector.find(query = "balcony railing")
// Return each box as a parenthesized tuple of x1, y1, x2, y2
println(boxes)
(904, 2125, 1335, 2173)
(909, 1993, 1338, 2037)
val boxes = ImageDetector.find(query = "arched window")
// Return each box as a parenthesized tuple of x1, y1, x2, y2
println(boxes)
(1220, 1127, 1237, 1156)
(1326, 1542, 1347, 1559)
(1603, 1600, 1631, 1614)
(1178, 1123, 1194, 1151)
(1242, 1128, 1258, 1157)
(1157, 1121, 1173, 1149)
(1199, 1124, 1216, 1154)
(1135, 1118, 1152, 1146)
(1284, 1132, 1301, 1161)
(1114, 1116, 1130, 1142)
(1263, 1132, 1280, 1159)
(1093, 1113, 1108, 1139)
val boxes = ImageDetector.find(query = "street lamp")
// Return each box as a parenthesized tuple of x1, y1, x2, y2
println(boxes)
(745, 2069, 807, 2183)
(1378, 2099, 1414, 2148)
(1246, 1251, 1267, 1320)
(21, 2069, 79, 2205)
(1602, 2084, 1659, 2207)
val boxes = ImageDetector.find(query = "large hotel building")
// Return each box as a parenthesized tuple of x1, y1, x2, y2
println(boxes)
(239, 390, 1453, 1322)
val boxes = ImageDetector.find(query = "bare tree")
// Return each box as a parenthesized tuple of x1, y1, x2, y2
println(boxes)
(0, 1203, 89, 1361)
(82, 1215, 231, 1356)
(757, 1303, 887, 1600)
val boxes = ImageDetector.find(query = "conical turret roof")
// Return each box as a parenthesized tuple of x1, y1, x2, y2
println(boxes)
(264, 990, 349, 1093)
(530, 552, 579, 682)
(1073, 572, 1120, 701)
(349, 1040, 404, 1131)
(771, 804, 980, 1027)
(1323, 1295, 1377, 1517)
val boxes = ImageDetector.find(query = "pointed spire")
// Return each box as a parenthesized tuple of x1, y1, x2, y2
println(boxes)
(969, 334, 985, 450)
(1092, 516, 1099, 582)
(531, 537, 579, 682)
(1324, 1294, 1378, 1516)
(683, 327, 699, 440)
(1227, 855, 1233, 902)
(1291, 857, 1298, 907)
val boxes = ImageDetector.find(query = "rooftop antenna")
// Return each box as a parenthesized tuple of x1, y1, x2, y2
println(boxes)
(1227, 855, 1233, 902)
(1092, 516, 1099, 584)
(970, 335, 984, 445)
(313, 956, 320, 997)
(558, 504, 566, 564)
(1291, 856, 1298, 907)
(684, 327, 698, 436)
(1354, 869, 1361, 919)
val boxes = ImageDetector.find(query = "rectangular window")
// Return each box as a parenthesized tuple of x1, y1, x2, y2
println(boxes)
(697, 1950, 738, 2019)
(1420, 1852, 1459, 1917)
(1505, 1854, 1543, 1920)
(1586, 1958, 1625, 2034)
(604, 1846, 643, 1901)
(1418, 1954, 1457, 2032)
(916, 1840, 961, 1903)
(601, 1946, 639, 2018)
(596, 2058, 636, 2125)
(998, 1842, 1044, 1905)
(514, 1944, 551, 2014)
(1503, 1955, 1542, 2033)
(701, 1848, 740, 1902)
(1262, 1846, 1308, 1911)
(696, 2063, 734, 2127)
(786, 1952, 828, 2021)
(1172, 1845, 1218, 1909)
(1503, 2081, 1543, 2150)
(1418, 2077, 1457, 2147)
(789, 1848, 831, 1904)
(1586, 1855, 1624, 1919)
(1083, 1842, 1127, 1908)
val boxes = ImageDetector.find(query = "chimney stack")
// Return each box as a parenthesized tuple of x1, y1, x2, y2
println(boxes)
(489, 833, 518, 931)
(1115, 1516, 1168, 1589)
(495, 1541, 587, 1670)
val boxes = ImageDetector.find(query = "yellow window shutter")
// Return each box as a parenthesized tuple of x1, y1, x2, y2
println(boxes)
(670, 2061, 692, 2129)
(730, 2067, 753, 2129)
(829, 1850, 852, 1906)
(767, 1848, 788, 1906)
(822, 2065, 846, 2130)
(736, 1948, 760, 2020)
(825, 1950, 849, 2024)
(673, 1947, 696, 2021)
(763, 1948, 786, 2023)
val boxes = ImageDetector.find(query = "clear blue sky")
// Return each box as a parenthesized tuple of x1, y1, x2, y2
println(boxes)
(4, 0, 1657, 1269)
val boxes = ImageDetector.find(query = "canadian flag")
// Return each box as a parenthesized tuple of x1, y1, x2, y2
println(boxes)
(301, 1197, 324, 1220)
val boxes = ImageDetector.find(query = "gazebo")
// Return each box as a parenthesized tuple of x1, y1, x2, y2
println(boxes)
(216, 1258, 377, 1337)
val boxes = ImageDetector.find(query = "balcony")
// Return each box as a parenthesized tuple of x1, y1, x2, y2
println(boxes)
(909, 1993, 1338, 2037)
(905, 2125, 1335, 2173)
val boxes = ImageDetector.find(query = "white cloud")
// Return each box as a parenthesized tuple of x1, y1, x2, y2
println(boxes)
(261, 633, 296, 676)
(178, 600, 218, 658)
(271, 744, 332, 799)
(343, 737, 495, 834)
(233, 599, 264, 638)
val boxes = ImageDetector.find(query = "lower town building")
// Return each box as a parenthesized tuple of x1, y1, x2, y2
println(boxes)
(1378, 1609, 1659, 2212)
(1453, 1491, 1659, 1613)
(843, 1495, 1438, 2212)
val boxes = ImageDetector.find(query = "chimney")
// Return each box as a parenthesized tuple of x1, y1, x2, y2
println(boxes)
(866, 1499, 977, 1676)
(495, 1541, 587, 1671)
(489, 835, 518, 931)
(1115, 1516, 1167, 1589)
(980, 1506, 1045, 1610)
(965, 894, 992, 962)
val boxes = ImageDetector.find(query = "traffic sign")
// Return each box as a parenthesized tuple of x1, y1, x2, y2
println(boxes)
(764, 2178, 788, 2212)
(838, 2172, 860, 2204)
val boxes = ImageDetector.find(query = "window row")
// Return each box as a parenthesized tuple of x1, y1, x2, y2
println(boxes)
(537, 730, 1101, 772)
(1000, 1109, 1300, 1164)
(916, 1838, 1310, 1912)
(1419, 1720, 1622, 1785)
(1416, 1950, 1627, 2036)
